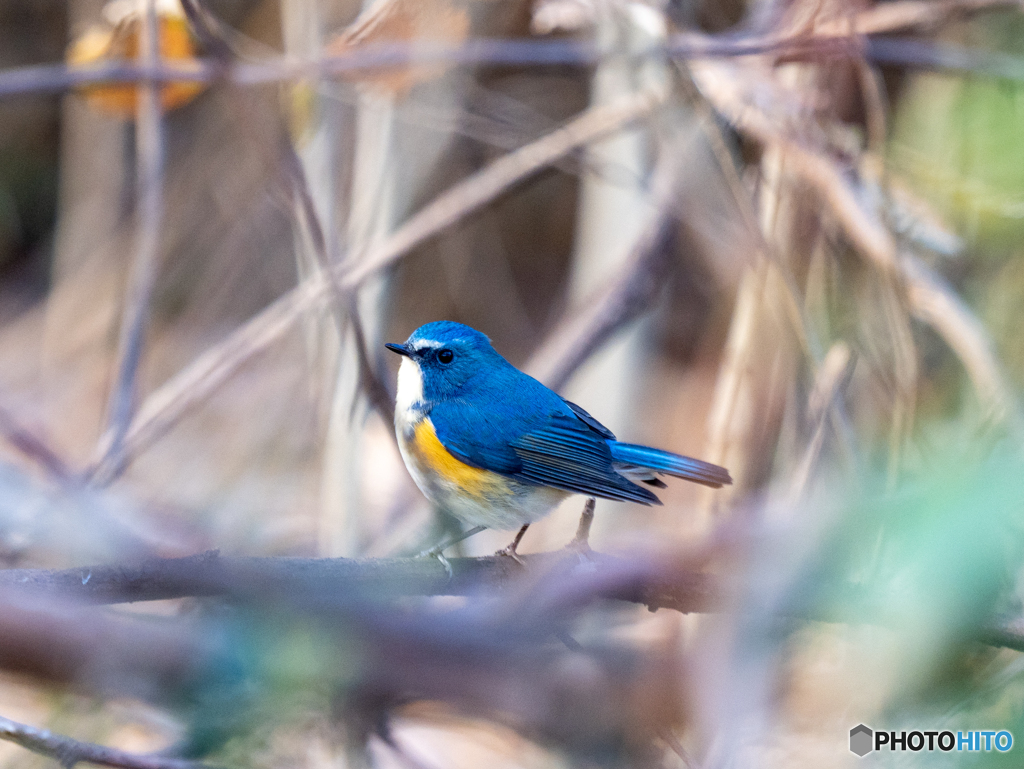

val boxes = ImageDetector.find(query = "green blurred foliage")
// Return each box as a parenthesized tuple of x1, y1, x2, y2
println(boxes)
(890, 14, 1024, 249)
(982, 254, 1024, 390)
(889, 13, 1024, 396)
(175, 611, 365, 757)
(791, 436, 1024, 765)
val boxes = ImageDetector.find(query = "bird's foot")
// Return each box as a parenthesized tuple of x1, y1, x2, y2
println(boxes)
(493, 543, 526, 566)
(563, 537, 593, 558)
(564, 498, 596, 558)
(417, 546, 453, 580)
(493, 523, 530, 566)
(416, 525, 487, 581)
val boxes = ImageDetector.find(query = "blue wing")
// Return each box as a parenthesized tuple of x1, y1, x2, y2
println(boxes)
(510, 412, 660, 503)
(563, 399, 615, 439)
(431, 386, 659, 505)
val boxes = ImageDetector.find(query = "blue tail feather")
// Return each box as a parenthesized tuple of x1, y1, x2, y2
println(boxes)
(608, 442, 732, 489)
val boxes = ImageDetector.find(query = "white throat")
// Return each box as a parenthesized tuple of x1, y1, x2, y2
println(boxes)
(395, 356, 425, 429)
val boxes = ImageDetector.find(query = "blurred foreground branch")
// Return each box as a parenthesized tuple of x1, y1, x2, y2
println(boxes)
(0, 401, 73, 481)
(0, 559, 693, 762)
(0, 715, 210, 769)
(1, 549, 1022, 653)
(0, 548, 717, 614)
(0, 0, 1020, 99)
(94, 0, 167, 475)
(903, 254, 1024, 433)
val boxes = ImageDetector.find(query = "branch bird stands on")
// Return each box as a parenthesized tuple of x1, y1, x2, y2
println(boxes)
(387, 322, 731, 571)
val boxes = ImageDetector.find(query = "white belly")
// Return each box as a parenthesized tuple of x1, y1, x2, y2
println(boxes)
(393, 359, 568, 530)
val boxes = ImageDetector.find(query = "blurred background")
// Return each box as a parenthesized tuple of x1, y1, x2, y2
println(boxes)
(0, 0, 1023, 767)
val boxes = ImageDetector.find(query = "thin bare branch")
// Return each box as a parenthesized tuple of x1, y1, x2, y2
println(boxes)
(902, 253, 1024, 434)
(702, 266, 766, 502)
(0, 401, 73, 481)
(0, 547, 717, 614)
(0, 0, 1020, 100)
(338, 87, 666, 287)
(693, 60, 898, 272)
(678, 61, 820, 361)
(0, 715, 211, 769)
(88, 88, 666, 482)
(785, 342, 857, 503)
(526, 130, 684, 389)
(693, 60, 1023, 436)
(657, 729, 698, 769)
(1, 548, 1023, 652)
(813, 0, 1021, 35)
(93, 0, 166, 475)
(348, 307, 396, 428)
(177, 0, 234, 62)
(865, 36, 1024, 79)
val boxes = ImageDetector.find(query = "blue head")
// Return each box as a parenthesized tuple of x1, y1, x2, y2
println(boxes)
(386, 321, 508, 403)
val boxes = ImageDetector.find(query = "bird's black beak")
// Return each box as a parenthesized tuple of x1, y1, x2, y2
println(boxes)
(385, 342, 412, 357)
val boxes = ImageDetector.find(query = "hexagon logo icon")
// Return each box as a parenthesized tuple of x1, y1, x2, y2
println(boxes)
(850, 724, 873, 757)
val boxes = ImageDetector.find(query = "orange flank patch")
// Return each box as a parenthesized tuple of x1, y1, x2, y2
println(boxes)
(412, 419, 508, 500)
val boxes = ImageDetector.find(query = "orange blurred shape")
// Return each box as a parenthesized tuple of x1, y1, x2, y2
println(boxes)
(66, 0, 204, 116)
(326, 0, 470, 96)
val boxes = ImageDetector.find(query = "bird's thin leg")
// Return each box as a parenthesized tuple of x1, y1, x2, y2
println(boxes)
(494, 524, 530, 565)
(566, 497, 596, 553)
(418, 525, 487, 578)
(419, 524, 487, 556)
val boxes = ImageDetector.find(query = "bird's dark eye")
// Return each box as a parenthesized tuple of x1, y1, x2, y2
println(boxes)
(437, 349, 454, 364)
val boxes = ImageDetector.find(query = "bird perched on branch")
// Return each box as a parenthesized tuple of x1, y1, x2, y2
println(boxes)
(386, 321, 731, 564)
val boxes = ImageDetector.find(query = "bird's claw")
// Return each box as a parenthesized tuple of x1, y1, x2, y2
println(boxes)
(417, 547, 454, 580)
(564, 497, 596, 560)
(493, 545, 526, 566)
(434, 551, 453, 579)
(563, 535, 593, 557)
(493, 523, 529, 566)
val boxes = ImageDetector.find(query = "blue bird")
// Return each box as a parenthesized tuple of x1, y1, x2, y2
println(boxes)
(386, 321, 731, 560)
